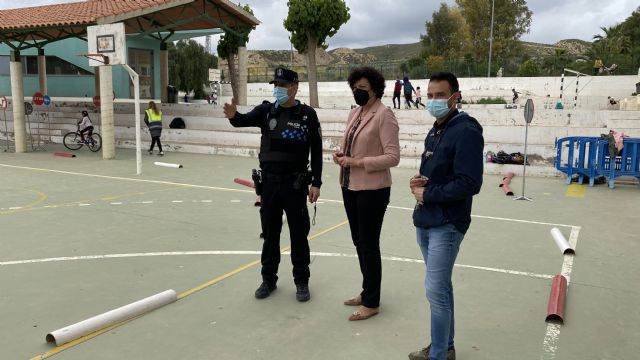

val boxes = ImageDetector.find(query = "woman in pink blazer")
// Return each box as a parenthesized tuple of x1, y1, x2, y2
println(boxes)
(332, 67, 400, 321)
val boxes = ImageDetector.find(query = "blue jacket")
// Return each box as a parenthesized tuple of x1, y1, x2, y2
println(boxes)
(413, 110, 484, 234)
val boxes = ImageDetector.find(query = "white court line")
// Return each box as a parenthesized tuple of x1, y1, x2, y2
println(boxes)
(110, 202, 123, 205)
(171, 200, 184, 203)
(0, 251, 553, 280)
(0, 163, 253, 194)
(1, 163, 578, 228)
(540, 226, 581, 360)
(312, 199, 579, 229)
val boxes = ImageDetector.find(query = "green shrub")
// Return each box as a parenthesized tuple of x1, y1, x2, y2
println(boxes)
(477, 97, 507, 104)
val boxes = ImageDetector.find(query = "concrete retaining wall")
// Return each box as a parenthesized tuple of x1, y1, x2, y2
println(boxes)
(2, 75, 639, 177)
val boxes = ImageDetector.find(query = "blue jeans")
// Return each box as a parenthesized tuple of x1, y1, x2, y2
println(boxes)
(416, 224, 464, 360)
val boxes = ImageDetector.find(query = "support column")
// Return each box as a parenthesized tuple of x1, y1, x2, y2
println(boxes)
(37, 49, 47, 94)
(9, 50, 26, 153)
(99, 66, 115, 159)
(160, 42, 168, 103)
(237, 46, 248, 106)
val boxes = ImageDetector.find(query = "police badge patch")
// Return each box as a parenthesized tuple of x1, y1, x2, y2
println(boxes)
(269, 118, 278, 130)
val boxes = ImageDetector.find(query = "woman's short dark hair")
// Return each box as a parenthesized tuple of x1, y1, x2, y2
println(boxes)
(347, 66, 386, 99)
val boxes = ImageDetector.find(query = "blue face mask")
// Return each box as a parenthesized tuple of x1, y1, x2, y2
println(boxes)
(273, 86, 289, 105)
(426, 94, 454, 118)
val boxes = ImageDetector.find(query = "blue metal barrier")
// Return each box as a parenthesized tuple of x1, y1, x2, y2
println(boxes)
(598, 138, 640, 188)
(555, 136, 640, 188)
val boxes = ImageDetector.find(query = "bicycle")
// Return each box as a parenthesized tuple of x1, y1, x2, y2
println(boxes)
(63, 125, 102, 152)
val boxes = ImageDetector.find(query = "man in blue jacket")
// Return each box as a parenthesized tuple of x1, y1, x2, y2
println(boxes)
(408, 72, 484, 360)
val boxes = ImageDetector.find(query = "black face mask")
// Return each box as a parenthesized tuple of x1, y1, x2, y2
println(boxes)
(353, 89, 370, 106)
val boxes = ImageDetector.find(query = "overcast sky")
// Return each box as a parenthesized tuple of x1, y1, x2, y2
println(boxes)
(1, 0, 638, 51)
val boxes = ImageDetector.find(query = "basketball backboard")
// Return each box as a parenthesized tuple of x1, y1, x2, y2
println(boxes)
(86, 23, 126, 67)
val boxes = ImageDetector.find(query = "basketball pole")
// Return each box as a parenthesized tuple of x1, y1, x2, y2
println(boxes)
(122, 65, 141, 175)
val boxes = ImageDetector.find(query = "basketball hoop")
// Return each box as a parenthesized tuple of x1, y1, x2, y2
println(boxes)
(78, 53, 110, 65)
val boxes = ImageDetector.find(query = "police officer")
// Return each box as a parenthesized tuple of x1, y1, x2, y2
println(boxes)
(223, 67, 322, 302)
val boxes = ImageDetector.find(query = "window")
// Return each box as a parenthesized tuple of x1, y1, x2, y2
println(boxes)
(45, 56, 93, 76)
(0, 56, 9, 75)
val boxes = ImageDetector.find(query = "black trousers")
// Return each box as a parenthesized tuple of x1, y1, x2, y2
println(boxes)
(341, 187, 390, 308)
(149, 136, 163, 152)
(393, 92, 401, 108)
(260, 173, 311, 285)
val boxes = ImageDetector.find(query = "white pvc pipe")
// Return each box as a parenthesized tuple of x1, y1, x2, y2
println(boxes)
(550, 227, 575, 255)
(46, 289, 177, 346)
(154, 161, 183, 168)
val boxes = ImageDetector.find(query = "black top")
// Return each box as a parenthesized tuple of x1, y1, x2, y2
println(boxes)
(413, 109, 484, 234)
(229, 101, 323, 188)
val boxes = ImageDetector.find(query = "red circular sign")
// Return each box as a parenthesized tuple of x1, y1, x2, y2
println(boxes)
(93, 95, 101, 107)
(32, 92, 44, 106)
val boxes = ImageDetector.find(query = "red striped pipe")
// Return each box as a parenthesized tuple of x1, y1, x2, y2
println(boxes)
(546, 275, 568, 324)
(499, 172, 515, 196)
(54, 152, 76, 158)
(233, 178, 255, 188)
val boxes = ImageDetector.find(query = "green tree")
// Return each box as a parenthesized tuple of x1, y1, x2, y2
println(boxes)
(169, 40, 217, 99)
(421, 3, 470, 59)
(217, 4, 255, 100)
(426, 55, 445, 75)
(518, 58, 540, 77)
(456, 0, 532, 61)
(284, 0, 350, 107)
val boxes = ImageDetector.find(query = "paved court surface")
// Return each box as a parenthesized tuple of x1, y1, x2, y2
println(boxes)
(1, 145, 639, 360)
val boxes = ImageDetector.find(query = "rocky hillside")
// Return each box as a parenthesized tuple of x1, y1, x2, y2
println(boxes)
(220, 39, 590, 68)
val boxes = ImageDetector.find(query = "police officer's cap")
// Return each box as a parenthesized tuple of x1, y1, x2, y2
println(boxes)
(269, 67, 299, 84)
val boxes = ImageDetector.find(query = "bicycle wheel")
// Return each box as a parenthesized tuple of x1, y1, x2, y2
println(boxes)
(88, 133, 102, 152)
(63, 132, 83, 150)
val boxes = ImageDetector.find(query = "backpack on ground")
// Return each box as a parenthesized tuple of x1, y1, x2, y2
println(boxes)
(170, 117, 185, 129)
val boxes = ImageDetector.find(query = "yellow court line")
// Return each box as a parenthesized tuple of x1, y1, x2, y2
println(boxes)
(0, 187, 47, 209)
(565, 184, 587, 198)
(31, 219, 349, 359)
(0, 187, 184, 216)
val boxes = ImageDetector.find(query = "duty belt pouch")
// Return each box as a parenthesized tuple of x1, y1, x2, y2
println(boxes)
(251, 169, 262, 195)
(293, 169, 313, 191)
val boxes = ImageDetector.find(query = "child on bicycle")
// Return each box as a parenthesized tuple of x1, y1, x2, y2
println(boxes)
(78, 110, 94, 143)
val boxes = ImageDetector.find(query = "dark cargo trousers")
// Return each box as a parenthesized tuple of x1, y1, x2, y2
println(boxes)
(259, 173, 311, 286)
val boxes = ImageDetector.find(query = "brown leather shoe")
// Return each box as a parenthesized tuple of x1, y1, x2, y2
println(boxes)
(343, 296, 362, 306)
(348, 306, 379, 321)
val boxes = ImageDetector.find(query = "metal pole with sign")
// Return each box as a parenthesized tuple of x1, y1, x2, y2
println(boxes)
(515, 98, 534, 201)
(24, 101, 35, 151)
(43, 95, 52, 143)
(1, 96, 9, 152)
(31, 92, 45, 151)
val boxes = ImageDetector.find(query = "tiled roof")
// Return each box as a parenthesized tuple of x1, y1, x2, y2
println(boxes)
(0, 0, 174, 30)
(0, 0, 259, 31)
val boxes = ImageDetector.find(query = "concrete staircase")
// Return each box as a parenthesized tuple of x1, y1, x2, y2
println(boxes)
(2, 97, 640, 178)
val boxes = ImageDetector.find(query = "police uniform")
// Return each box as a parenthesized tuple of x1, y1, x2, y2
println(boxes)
(228, 68, 323, 294)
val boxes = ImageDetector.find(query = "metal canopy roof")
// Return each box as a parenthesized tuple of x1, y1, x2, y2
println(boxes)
(0, 0, 259, 51)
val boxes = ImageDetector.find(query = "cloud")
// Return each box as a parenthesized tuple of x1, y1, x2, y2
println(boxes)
(2, 0, 638, 50)
(522, 0, 639, 44)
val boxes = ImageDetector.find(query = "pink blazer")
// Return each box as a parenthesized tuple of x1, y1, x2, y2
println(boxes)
(339, 99, 400, 190)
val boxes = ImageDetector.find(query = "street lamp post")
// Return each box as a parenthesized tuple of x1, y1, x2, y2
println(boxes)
(487, 0, 495, 78)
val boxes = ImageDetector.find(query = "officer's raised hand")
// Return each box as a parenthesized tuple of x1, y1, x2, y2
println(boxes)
(308, 186, 320, 203)
(223, 97, 237, 119)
